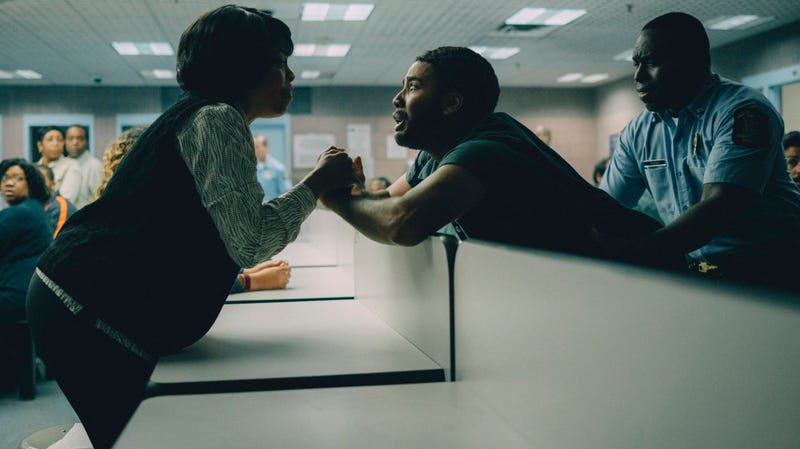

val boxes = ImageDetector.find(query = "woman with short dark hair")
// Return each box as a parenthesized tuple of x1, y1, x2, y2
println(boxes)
(35, 126, 83, 204)
(1, 158, 52, 322)
(26, 6, 353, 448)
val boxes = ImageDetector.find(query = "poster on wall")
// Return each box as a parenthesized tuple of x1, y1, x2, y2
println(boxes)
(386, 135, 408, 160)
(294, 133, 335, 169)
(23, 114, 95, 161)
(346, 124, 371, 160)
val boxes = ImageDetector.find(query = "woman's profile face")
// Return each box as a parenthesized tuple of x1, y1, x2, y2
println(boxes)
(1, 165, 31, 206)
(243, 52, 296, 121)
(37, 129, 65, 163)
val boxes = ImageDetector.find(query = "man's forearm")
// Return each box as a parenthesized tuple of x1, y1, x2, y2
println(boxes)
(326, 191, 426, 246)
(640, 191, 747, 255)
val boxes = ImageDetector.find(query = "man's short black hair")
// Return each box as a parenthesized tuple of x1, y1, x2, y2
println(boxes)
(783, 131, 800, 149)
(0, 158, 49, 203)
(642, 12, 710, 72)
(177, 5, 293, 102)
(416, 47, 500, 121)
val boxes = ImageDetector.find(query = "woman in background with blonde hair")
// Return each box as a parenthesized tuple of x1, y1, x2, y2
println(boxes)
(94, 126, 147, 200)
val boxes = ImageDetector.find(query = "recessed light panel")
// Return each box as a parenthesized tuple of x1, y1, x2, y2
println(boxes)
(581, 73, 609, 83)
(15, 70, 43, 79)
(557, 73, 583, 83)
(301, 70, 321, 79)
(140, 69, 176, 79)
(706, 15, 773, 30)
(113, 42, 174, 56)
(505, 8, 586, 26)
(302, 3, 374, 21)
(293, 44, 351, 57)
(470, 46, 520, 60)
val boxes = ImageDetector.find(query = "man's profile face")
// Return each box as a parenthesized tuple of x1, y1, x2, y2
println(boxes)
(65, 126, 88, 158)
(392, 61, 445, 149)
(632, 29, 691, 113)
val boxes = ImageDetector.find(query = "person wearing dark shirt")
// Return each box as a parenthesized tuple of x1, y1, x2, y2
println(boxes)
(0, 159, 52, 322)
(322, 46, 675, 268)
(37, 164, 77, 238)
(25, 7, 352, 448)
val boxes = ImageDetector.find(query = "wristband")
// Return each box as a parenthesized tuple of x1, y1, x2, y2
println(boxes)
(243, 272, 251, 291)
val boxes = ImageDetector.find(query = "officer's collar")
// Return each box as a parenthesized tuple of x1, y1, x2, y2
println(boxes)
(652, 74, 718, 123)
(681, 74, 719, 119)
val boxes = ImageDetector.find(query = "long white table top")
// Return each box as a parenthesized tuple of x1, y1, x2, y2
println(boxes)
(272, 241, 337, 267)
(115, 383, 532, 449)
(148, 301, 444, 397)
(226, 266, 353, 303)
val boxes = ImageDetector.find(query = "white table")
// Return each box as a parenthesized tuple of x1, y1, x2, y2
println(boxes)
(272, 242, 337, 267)
(226, 266, 353, 303)
(116, 383, 533, 449)
(148, 301, 444, 397)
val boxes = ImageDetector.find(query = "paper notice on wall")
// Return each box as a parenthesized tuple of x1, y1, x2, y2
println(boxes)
(346, 124, 371, 160)
(386, 135, 408, 159)
(294, 133, 335, 168)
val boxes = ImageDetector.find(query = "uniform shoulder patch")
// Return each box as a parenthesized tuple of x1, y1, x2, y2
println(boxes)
(732, 107, 768, 147)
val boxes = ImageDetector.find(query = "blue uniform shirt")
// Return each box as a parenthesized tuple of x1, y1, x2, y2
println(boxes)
(601, 74, 800, 262)
(256, 157, 291, 202)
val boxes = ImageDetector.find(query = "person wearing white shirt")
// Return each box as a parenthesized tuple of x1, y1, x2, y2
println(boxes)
(65, 125, 103, 208)
(35, 126, 82, 205)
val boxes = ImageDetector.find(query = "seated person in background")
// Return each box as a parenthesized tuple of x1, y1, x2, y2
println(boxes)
(593, 157, 610, 186)
(34, 126, 82, 205)
(533, 125, 552, 146)
(37, 164, 77, 238)
(599, 12, 800, 289)
(322, 46, 678, 269)
(0, 159, 52, 322)
(783, 131, 800, 189)
(93, 126, 148, 200)
(65, 125, 103, 209)
(97, 127, 292, 294)
(367, 176, 391, 193)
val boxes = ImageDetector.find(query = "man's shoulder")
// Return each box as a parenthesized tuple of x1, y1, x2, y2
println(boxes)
(709, 76, 776, 113)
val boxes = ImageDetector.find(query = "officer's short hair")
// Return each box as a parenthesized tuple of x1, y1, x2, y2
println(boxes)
(642, 12, 710, 71)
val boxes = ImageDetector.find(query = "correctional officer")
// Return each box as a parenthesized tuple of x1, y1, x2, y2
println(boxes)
(600, 12, 800, 290)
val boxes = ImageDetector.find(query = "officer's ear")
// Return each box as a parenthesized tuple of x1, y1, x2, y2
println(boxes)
(441, 90, 464, 116)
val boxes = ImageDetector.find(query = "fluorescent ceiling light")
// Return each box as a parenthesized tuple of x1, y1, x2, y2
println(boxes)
(15, 70, 43, 79)
(149, 42, 174, 55)
(469, 46, 520, 60)
(557, 73, 583, 83)
(0, 70, 14, 79)
(706, 15, 772, 30)
(544, 9, 586, 26)
(301, 70, 321, 79)
(505, 8, 586, 26)
(613, 49, 633, 62)
(505, 7, 546, 25)
(343, 4, 374, 21)
(140, 69, 175, 79)
(581, 73, 610, 83)
(113, 41, 174, 56)
(293, 44, 351, 57)
(302, 3, 374, 21)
